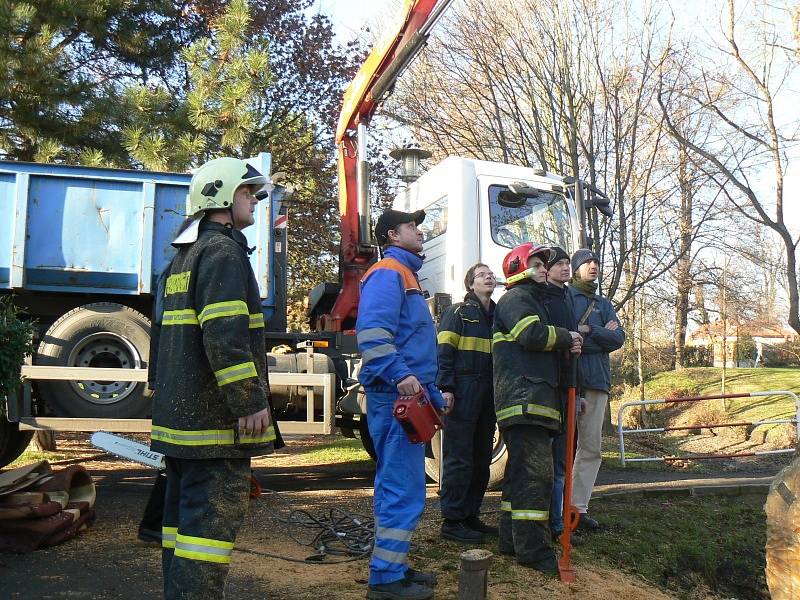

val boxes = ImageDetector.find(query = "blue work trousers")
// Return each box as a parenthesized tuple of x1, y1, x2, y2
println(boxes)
(367, 389, 427, 585)
(550, 431, 566, 533)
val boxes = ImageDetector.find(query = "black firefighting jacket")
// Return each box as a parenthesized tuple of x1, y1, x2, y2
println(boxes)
(492, 280, 573, 431)
(436, 292, 495, 402)
(150, 220, 275, 459)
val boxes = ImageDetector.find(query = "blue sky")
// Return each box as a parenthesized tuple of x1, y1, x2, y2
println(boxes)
(313, 0, 396, 42)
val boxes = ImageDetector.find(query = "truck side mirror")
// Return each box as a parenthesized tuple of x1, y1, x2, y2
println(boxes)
(499, 181, 542, 207)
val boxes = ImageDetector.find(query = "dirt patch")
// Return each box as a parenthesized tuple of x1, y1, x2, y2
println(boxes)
(0, 433, 685, 599)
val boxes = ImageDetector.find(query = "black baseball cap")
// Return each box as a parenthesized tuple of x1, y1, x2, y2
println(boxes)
(374, 209, 426, 245)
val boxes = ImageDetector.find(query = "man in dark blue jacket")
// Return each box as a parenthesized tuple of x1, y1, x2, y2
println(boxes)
(568, 249, 625, 532)
(357, 209, 447, 600)
(542, 246, 577, 540)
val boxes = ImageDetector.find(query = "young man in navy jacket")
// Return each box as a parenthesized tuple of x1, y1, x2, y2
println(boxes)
(568, 249, 625, 532)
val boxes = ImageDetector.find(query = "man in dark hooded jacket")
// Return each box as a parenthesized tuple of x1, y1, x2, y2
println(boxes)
(568, 249, 625, 532)
(542, 247, 578, 541)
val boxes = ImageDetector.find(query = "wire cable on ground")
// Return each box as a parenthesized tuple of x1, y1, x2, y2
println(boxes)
(236, 488, 374, 564)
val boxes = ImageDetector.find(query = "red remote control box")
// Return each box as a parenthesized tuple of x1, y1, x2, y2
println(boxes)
(392, 390, 444, 443)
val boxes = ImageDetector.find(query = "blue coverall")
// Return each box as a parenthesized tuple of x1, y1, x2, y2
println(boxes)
(356, 245, 444, 585)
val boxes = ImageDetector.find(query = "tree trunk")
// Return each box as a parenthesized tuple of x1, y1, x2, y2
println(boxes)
(32, 431, 56, 452)
(673, 143, 693, 369)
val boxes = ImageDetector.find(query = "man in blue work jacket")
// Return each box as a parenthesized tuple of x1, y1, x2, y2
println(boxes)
(568, 249, 625, 532)
(357, 208, 447, 600)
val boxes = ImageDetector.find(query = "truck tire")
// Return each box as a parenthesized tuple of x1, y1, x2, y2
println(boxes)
(35, 303, 152, 419)
(357, 415, 377, 460)
(424, 424, 507, 490)
(0, 418, 33, 468)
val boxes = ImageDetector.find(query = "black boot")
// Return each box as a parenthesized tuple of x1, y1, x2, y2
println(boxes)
(465, 515, 498, 536)
(440, 520, 484, 544)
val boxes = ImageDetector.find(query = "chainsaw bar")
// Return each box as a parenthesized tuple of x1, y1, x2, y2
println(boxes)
(90, 432, 165, 470)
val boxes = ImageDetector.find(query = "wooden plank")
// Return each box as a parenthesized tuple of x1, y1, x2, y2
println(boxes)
(21, 366, 149, 382)
(19, 418, 152, 432)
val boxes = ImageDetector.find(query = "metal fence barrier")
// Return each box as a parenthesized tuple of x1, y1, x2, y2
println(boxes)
(616, 390, 800, 467)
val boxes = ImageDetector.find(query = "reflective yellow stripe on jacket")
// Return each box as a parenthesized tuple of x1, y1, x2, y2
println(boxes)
(214, 361, 258, 387)
(493, 315, 541, 345)
(162, 309, 199, 326)
(151, 425, 276, 446)
(198, 300, 249, 327)
(437, 331, 492, 353)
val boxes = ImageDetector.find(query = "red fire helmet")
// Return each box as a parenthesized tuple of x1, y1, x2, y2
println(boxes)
(502, 242, 552, 286)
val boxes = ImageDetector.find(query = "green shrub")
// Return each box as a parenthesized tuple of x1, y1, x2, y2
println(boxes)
(0, 298, 36, 402)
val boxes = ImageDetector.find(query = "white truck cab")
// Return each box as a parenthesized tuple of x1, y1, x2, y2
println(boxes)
(393, 156, 580, 302)
(393, 156, 581, 487)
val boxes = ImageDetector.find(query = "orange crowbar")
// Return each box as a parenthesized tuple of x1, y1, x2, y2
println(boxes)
(558, 356, 579, 583)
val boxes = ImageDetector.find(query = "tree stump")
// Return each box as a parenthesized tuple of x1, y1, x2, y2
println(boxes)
(457, 548, 493, 600)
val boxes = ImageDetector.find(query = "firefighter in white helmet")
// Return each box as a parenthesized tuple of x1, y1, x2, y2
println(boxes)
(150, 157, 278, 599)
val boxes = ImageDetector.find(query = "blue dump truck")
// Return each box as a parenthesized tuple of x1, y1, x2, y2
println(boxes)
(0, 154, 354, 466)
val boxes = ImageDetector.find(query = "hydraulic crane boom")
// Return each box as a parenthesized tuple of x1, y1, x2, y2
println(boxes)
(319, 0, 453, 332)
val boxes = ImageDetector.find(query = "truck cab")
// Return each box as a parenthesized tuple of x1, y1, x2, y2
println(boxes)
(391, 156, 579, 487)
(393, 156, 579, 300)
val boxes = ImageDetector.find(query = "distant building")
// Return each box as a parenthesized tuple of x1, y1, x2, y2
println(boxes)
(688, 320, 797, 367)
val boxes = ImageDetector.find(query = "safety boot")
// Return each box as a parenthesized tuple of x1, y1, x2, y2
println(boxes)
(366, 579, 433, 600)
(440, 520, 484, 544)
(519, 552, 558, 575)
(465, 516, 498, 536)
(576, 513, 602, 532)
(404, 568, 437, 587)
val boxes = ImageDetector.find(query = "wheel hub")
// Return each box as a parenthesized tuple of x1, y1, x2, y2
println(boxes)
(66, 332, 142, 405)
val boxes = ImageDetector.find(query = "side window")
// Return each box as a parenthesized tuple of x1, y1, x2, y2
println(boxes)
(418, 196, 448, 242)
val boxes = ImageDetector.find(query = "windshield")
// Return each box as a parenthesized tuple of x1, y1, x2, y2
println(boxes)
(488, 184, 573, 252)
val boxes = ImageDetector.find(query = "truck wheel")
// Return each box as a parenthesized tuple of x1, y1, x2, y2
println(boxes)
(0, 418, 33, 468)
(357, 415, 377, 460)
(35, 303, 152, 419)
(424, 425, 507, 490)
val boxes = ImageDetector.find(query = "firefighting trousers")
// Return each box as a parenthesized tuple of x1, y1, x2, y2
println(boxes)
(499, 424, 554, 565)
(439, 384, 495, 522)
(367, 389, 427, 585)
(162, 456, 250, 600)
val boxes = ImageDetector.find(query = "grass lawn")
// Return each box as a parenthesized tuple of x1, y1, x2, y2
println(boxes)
(9, 448, 67, 467)
(292, 437, 372, 466)
(576, 493, 769, 599)
(618, 367, 800, 427)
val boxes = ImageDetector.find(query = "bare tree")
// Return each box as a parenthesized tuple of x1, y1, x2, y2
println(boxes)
(657, 0, 800, 334)
(390, 0, 717, 317)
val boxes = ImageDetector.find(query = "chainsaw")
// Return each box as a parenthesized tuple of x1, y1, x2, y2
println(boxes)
(90, 432, 165, 470)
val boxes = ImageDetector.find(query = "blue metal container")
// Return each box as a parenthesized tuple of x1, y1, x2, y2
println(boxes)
(0, 154, 279, 320)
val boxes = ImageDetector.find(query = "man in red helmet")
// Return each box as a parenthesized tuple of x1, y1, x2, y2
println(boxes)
(493, 242, 582, 572)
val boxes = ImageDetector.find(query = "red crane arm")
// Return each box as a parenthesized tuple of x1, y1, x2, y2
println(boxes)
(323, 0, 449, 332)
